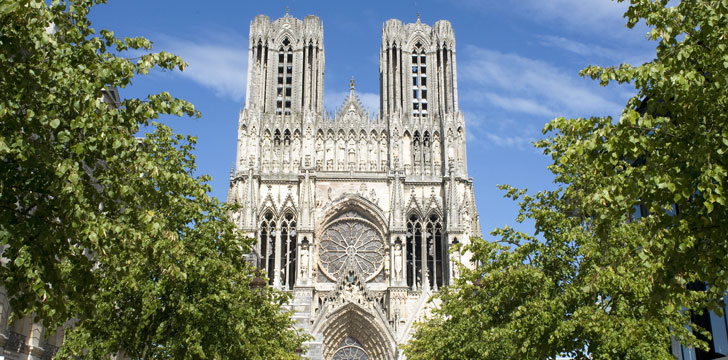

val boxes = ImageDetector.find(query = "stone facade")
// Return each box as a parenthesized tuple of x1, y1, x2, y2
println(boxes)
(228, 12, 481, 360)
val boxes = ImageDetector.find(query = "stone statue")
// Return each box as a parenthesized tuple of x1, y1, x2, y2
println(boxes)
(452, 250, 462, 278)
(369, 189, 378, 205)
(393, 243, 403, 281)
(316, 140, 324, 163)
(300, 245, 310, 280)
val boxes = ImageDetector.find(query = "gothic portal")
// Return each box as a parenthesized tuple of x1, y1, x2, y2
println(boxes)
(228, 12, 481, 359)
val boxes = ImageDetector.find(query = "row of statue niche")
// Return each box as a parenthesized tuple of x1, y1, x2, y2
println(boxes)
(401, 130, 441, 176)
(238, 126, 466, 174)
(315, 133, 388, 172)
(260, 129, 302, 173)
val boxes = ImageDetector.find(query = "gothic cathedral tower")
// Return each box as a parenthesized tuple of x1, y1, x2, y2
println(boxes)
(229, 12, 480, 359)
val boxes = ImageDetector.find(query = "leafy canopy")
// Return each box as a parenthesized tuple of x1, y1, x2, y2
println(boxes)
(405, 0, 728, 359)
(0, 0, 306, 358)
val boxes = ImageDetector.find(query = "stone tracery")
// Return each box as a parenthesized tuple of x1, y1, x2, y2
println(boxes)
(318, 214, 386, 282)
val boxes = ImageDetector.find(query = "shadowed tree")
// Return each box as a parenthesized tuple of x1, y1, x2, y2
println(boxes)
(0, 1, 307, 358)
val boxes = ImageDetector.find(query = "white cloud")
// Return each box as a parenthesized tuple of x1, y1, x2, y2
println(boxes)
(457, 45, 633, 151)
(459, 45, 623, 118)
(158, 35, 247, 102)
(521, 0, 629, 32)
(537, 35, 654, 65)
(483, 93, 555, 117)
(483, 132, 534, 150)
(454, 0, 648, 42)
(537, 35, 618, 59)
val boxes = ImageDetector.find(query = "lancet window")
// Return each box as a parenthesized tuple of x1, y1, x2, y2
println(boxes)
(259, 211, 298, 289)
(259, 211, 276, 285)
(406, 212, 446, 290)
(425, 213, 445, 289)
(276, 38, 293, 115)
(280, 211, 297, 290)
(411, 43, 428, 117)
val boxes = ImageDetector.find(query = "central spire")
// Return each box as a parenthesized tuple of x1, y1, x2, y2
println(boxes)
(349, 76, 355, 94)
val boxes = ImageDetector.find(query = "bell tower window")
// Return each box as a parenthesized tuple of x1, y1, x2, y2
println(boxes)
(411, 43, 428, 117)
(276, 38, 293, 115)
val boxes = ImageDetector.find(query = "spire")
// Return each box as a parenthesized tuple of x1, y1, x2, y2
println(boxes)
(416, 12, 421, 23)
(285, 6, 290, 17)
(349, 76, 355, 94)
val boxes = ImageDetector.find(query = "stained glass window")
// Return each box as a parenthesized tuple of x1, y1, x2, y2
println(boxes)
(319, 215, 384, 282)
(332, 337, 368, 360)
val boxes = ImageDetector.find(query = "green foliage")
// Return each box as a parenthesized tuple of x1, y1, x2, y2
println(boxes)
(405, 1, 728, 359)
(0, 0, 306, 358)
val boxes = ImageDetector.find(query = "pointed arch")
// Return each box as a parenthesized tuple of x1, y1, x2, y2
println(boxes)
(408, 34, 430, 52)
(317, 195, 388, 237)
(275, 33, 295, 49)
(279, 210, 297, 290)
(406, 211, 423, 289)
(424, 212, 445, 289)
(259, 209, 277, 285)
(274, 129, 282, 146)
(318, 302, 396, 360)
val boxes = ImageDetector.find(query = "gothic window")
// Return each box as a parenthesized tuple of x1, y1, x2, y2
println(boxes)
(332, 337, 368, 360)
(259, 211, 276, 285)
(426, 213, 445, 289)
(406, 213, 422, 288)
(280, 211, 297, 290)
(277, 37, 293, 115)
(318, 213, 385, 282)
(411, 43, 428, 117)
(256, 41, 263, 64)
(406, 212, 446, 289)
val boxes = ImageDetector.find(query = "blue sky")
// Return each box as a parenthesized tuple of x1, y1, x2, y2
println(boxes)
(88, 0, 655, 237)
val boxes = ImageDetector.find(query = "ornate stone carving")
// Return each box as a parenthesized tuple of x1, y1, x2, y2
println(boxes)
(393, 242, 403, 281)
(228, 12, 480, 360)
(318, 217, 385, 282)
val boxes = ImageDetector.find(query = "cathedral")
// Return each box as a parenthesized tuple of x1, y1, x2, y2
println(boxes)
(228, 12, 481, 359)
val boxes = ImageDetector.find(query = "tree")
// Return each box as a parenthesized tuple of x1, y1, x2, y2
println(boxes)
(405, 0, 728, 359)
(56, 126, 307, 359)
(0, 0, 306, 358)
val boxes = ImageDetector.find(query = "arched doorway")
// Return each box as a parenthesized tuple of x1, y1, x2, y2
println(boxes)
(319, 302, 396, 360)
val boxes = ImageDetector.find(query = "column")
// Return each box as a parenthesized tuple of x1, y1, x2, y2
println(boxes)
(421, 225, 429, 291)
(0, 287, 8, 359)
(26, 321, 44, 360)
(274, 224, 282, 287)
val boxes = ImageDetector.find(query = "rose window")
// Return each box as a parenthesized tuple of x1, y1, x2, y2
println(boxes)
(319, 216, 384, 281)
